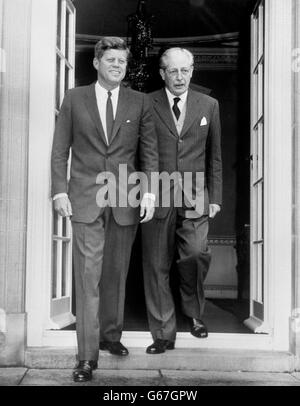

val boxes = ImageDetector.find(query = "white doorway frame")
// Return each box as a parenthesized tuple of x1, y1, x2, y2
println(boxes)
(244, 0, 292, 350)
(26, 0, 292, 352)
(262, 0, 292, 350)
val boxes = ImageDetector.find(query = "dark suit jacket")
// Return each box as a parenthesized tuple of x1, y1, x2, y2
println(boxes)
(150, 88, 222, 218)
(51, 83, 158, 225)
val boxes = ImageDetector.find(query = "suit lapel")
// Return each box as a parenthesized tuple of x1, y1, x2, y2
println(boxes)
(153, 89, 178, 137)
(109, 85, 130, 144)
(84, 83, 107, 145)
(180, 89, 201, 138)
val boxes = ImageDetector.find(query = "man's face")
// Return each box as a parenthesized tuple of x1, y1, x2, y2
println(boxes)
(93, 49, 128, 89)
(160, 51, 193, 96)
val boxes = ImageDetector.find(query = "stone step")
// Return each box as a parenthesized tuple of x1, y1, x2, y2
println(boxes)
(25, 347, 295, 372)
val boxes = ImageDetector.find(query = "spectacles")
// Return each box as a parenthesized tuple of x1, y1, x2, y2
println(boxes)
(163, 67, 193, 77)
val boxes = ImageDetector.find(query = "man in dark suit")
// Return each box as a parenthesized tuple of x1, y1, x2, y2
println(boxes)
(51, 37, 158, 381)
(142, 47, 222, 354)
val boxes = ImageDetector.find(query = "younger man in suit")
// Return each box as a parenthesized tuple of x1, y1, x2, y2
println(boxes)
(51, 37, 158, 381)
(142, 47, 222, 354)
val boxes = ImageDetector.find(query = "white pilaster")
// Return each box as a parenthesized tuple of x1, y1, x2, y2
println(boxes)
(264, 0, 293, 350)
(26, 0, 57, 346)
(291, 0, 300, 360)
(0, 0, 32, 364)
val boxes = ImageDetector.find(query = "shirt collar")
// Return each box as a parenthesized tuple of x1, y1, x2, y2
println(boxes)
(165, 87, 188, 106)
(95, 81, 120, 98)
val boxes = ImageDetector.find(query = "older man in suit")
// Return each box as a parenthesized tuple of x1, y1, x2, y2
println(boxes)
(51, 37, 158, 381)
(142, 47, 222, 354)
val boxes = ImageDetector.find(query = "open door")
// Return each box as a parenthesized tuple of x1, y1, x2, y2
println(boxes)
(47, 0, 76, 329)
(244, 0, 270, 333)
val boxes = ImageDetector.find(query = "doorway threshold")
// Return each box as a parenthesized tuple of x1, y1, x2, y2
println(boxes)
(25, 345, 295, 372)
(41, 329, 272, 350)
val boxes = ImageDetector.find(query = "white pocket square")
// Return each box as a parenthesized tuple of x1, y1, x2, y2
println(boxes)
(200, 117, 207, 126)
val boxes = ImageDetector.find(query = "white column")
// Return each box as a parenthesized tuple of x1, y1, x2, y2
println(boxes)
(0, 0, 32, 365)
(291, 0, 300, 361)
(264, 0, 293, 350)
(25, 0, 57, 346)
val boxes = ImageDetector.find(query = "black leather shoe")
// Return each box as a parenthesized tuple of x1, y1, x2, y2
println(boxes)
(191, 319, 208, 338)
(99, 341, 129, 356)
(146, 339, 175, 354)
(72, 360, 97, 382)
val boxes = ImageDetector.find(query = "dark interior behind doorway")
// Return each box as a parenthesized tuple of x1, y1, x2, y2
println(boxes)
(67, 0, 255, 334)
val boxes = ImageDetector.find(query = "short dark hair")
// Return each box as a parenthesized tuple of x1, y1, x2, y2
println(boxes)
(94, 37, 131, 60)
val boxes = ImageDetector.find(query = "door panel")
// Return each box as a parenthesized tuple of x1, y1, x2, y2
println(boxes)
(244, 0, 269, 333)
(47, 0, 76, 329)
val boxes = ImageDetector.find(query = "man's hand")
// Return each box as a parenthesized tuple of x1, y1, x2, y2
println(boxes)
(54, 195, 73, 217)
(140, 196, 155, 223)
(209, 204, 221, 219)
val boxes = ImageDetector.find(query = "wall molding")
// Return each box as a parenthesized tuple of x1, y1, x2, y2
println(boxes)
(76, 32, 239, 48)
(76, 33, 239, 71)
(208, 236, 236, 246)
(193, 51, 238, 71)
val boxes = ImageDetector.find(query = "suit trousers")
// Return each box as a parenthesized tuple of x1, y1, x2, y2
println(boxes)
(72, 207, 137, 361)
(142, 208, 211, 342)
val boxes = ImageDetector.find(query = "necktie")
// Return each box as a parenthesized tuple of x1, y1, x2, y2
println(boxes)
(106, 91, 114, 143)
(172, 97, 181, 120)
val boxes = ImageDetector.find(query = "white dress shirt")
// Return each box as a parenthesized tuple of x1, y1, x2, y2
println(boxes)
(165, 88, 188, 135)
(165, 88, 188, 118)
